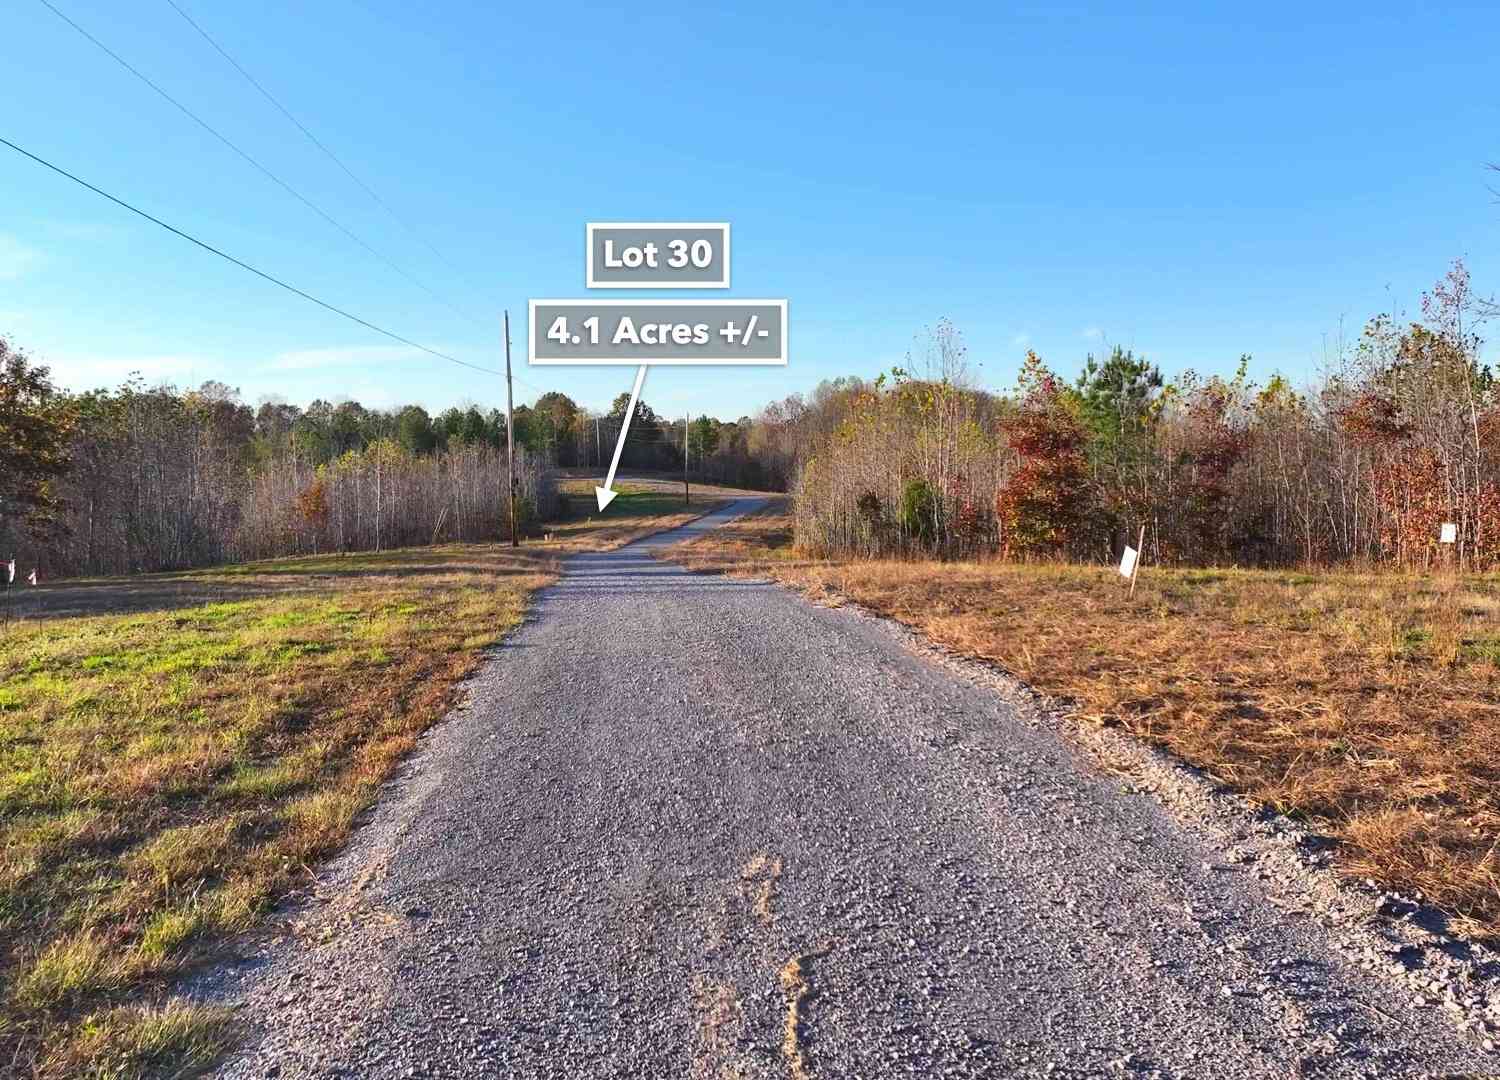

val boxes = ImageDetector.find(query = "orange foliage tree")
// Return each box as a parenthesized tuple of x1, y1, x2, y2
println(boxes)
(294, 477, 330, 554)
(996, 353, 1093, 557)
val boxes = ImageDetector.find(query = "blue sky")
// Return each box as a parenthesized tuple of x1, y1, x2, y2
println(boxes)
(4, 0, 1499, 420)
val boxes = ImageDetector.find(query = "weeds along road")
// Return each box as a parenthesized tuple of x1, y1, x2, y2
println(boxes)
(207, 500, 1494, 1079)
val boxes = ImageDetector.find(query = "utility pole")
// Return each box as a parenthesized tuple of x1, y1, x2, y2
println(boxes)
(504, 310, 518, 547)
(595, 416, 601, 468)
(683, 414, 690, 504)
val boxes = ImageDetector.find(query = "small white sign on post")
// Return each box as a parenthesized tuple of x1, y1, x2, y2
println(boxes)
(1439, 522, 1457, 545)
(1118, 545, 1139, 579)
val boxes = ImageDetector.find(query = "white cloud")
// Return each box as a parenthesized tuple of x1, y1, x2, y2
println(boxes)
(1009, 332, 1030, 348)
(43, 351, 210, 391)
(653, 387, 698, 403)
(264, 344, 434, 372)
(1081, 327, 1104, 340)
(0, 234, 42, 281)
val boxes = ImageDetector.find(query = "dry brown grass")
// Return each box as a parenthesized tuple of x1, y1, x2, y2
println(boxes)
(777, 943, 831, 1080)
(665, 505, 1500, 941)
(778, 953, 814, 1080)
(740, 852, 783, 927)
(0, 498, 709, 1078)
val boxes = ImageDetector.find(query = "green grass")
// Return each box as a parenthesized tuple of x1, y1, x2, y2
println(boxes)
(0, 564, 519, 1074)
(41, 1001, 237, 1080)
(2, 550, 546, 1047)
(597, 492, 697, 516)
(1, 493, 721, 1077)
(554, 482, 698, 520)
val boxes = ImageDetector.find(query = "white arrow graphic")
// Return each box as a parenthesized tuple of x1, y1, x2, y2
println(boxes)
(595, 364, 648, 512)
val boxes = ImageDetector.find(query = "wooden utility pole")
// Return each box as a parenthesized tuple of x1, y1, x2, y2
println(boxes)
(683, 414, 690, 505)
(504, 310, 518, 547)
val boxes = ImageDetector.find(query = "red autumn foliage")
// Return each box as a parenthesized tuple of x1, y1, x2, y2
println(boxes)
(997, 356, 1092, 557)
(1338, 392, 1411, 443)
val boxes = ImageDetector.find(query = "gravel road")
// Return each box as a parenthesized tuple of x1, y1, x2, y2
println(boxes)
(207, 499, 1498, 1079)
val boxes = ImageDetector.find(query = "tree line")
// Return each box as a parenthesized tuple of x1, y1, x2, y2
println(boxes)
(0, 343, 811, 579)
(792, 261, 1500, 570)
(512, 386, 794, 491)
(0, 353, 555, 578)
(7, 257, 1495, 578)
(0, 340, 817, 579)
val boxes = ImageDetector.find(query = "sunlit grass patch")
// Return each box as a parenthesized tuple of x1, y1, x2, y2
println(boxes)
(214, 758, 307, 801)
(13, 933, 127, 1011)
(42, 1000, 236, 1080)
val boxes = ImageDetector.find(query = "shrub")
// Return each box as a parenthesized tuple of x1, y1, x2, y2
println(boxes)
(898, 478, 939, 547)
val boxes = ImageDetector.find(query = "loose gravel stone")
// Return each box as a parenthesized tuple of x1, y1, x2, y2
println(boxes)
(195, 501, 1499, 1079)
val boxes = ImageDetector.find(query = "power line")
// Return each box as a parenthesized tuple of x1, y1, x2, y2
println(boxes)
(161, 0, 485, 315)
(509, 368, 545, 397)
(1, 134, 505, 377)
(155, 1, 553, 400)
(38, 0, 482, 329)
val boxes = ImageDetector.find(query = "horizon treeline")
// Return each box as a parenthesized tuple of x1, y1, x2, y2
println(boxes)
(5, 258, 1497, 577)
(0, 365, 557, 578)
(0, 349, 802, 577)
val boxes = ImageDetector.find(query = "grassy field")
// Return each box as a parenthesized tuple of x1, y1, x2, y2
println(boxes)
(0, 493, 712, 1079)
(664, 504, 1500, 942)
